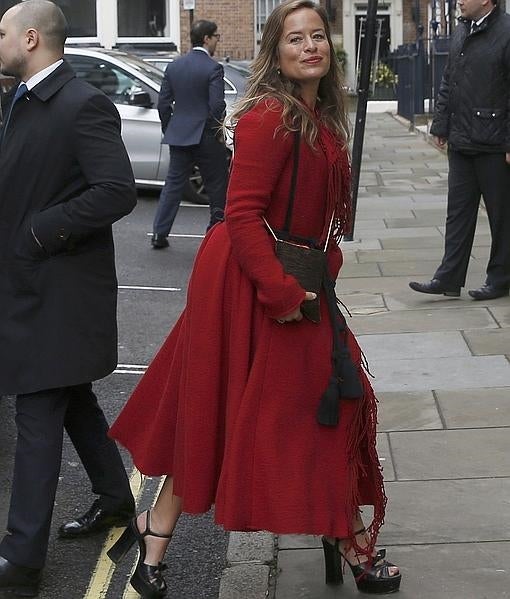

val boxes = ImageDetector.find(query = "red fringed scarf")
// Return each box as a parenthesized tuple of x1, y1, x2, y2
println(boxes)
(316, 125, 352, 244)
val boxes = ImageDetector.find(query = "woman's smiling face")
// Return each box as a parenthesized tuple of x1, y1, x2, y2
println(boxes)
(277, 7, 331, 88)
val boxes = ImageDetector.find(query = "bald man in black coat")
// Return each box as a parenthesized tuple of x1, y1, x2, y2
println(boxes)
(0, 2, 137, 595)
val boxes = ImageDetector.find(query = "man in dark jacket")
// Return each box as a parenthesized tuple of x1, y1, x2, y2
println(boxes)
(409, 0, 510, 300)
(151, 19, 229, 249)
(0, 2, 137, 595)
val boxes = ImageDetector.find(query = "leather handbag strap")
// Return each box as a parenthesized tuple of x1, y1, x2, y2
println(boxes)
(281, 130, 301, 234)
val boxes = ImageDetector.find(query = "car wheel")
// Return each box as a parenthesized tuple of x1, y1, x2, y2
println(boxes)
(184, 167, 209, 205)
(182, 151, 232, 205)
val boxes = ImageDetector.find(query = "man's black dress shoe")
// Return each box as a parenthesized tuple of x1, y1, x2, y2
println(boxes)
(409, 278, 461, 297)
(0, 556, 41, 597)
(58, 499, 135, 539)
(151, 234, 169, 249)
(468, 284, 509, 301)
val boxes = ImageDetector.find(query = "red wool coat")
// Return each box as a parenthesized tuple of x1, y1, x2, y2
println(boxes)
(110, 100, 386, 542)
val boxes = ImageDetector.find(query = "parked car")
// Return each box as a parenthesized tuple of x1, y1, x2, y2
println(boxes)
(63, 47, 248, 203)
(142, 53, 250, 110)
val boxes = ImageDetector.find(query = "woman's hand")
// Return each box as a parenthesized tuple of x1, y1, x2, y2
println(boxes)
(275, 292, 317, 324)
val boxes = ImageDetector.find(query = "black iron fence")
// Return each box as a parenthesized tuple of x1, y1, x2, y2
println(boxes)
(386, 36, 450, 123)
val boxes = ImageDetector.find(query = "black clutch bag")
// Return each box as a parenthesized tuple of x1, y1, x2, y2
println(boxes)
(264, 131, 332, 323)
(273, 236, 327, 323)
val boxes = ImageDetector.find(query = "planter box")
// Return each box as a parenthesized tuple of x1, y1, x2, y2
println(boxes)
(345, 92, 358, 112)
(372, 85, 396, 100)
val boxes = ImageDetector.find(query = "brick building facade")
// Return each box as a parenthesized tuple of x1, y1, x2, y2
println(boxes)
(179, 0, 433, 88)
(180, 0, 255, 60)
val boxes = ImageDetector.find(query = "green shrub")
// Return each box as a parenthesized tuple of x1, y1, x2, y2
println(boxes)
(334, 45, 347, 73)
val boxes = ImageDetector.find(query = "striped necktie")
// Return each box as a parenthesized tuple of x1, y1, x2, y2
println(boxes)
(1, 83, 28, 145)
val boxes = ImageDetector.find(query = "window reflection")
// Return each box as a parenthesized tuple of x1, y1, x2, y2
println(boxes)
(0, 0, 96, 37)
(0, 1, 18, 14)
(118, 0, 167, 37)
(54, 0, 97, 37)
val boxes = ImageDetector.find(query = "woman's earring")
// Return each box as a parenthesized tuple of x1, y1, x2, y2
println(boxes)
(277, 67, 281, 76)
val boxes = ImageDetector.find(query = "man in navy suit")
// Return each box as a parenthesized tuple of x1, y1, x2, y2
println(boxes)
(151, 19, 229, 248)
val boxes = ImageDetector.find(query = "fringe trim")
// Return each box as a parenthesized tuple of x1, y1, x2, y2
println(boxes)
(343, 364, 387, 561)
(316, 136, 352, 245)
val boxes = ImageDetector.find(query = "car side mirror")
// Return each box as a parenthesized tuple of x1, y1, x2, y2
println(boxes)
(129, 90, 153, 108)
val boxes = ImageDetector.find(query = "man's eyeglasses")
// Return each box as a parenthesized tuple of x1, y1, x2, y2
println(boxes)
(211, 33, 221, 40)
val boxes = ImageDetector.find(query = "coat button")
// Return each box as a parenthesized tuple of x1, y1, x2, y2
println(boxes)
(476, 111, 481, 115)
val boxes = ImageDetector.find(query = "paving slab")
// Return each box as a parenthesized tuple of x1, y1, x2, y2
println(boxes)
(488, 305, 510, 327)
(384, 215, 448, 227)
(377, 390, 442, 431)
(380, 236, 444, 249)
(358, 226, 442, 239)
(356, 248, 445, 263)
(383, 479, 510, 544)
(275, 542, 510, 599)
(339, 239, 382, 250)
(349, 219, 387, 230)
(349, 307, 498, 335)
(379, 260, 480, 277)
(389, 428, 510, 479)
(357, 331, 471, 361)
(377, 432, 395, 481)
(383, 292, 478, 312)
(336, 276, 470, 298)
(368, 355, 510, 392)
(436, 387, 510, 428)
(463, 328, 510, 355)
(332, 291, 385, 309)
(338, 261, 381, 278)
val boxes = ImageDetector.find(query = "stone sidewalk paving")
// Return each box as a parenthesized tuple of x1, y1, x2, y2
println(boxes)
(219, 111, 510, 599)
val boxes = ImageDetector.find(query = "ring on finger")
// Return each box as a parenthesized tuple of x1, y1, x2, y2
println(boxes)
(277, 319, 285, 324)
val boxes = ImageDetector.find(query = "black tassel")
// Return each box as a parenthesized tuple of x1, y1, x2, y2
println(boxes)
(317, 376, 340, 426)
(339, 357, 363, 398)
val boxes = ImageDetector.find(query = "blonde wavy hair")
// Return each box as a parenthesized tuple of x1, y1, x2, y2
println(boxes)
(228, 0, 350, 147)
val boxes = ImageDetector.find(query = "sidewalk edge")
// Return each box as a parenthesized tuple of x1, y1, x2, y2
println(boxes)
(218, 531, 278, 599)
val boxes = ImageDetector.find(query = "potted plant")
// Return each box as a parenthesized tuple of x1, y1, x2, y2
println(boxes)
(372, 63, 397, 100)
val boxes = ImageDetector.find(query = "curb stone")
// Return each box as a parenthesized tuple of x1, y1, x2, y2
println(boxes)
(218, 532, 277, 599)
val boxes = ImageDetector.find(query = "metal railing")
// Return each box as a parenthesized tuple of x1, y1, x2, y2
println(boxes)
(387, 36, 450, 123)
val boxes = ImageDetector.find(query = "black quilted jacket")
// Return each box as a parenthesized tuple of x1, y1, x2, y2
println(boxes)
(430, 7, 510, 153)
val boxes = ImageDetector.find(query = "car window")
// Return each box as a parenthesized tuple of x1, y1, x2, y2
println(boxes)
(66, 55, 152, 105)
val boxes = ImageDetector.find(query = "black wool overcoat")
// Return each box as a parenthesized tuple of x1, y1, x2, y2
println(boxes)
(430, 7, 510, 153)
(0, 61, 137, 395)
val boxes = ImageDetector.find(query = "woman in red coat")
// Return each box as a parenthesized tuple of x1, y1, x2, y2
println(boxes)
(108, 1, 401, 596)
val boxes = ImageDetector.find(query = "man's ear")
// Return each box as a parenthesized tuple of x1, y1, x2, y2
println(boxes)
(26, 27, 39, 52)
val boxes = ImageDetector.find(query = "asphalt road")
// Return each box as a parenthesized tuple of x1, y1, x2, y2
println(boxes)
(0, 195, 228, 599)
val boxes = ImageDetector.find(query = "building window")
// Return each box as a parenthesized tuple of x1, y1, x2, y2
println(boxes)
(0, 1, 18, 13)
(54, 1, 97, 37)
(118, 0, 167, 37)
(0, 0, 97, 36)
(256, 0, 283, 44)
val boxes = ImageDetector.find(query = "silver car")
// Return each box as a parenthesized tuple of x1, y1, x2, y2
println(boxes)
(64, 47, 242, 202)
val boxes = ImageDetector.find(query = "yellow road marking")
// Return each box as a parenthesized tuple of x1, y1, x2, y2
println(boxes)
(122, 477, 166, 599)
(82, 469, 144, 599)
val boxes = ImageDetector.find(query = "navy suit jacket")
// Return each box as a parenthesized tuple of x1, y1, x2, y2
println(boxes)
(159, 49, 226, 146)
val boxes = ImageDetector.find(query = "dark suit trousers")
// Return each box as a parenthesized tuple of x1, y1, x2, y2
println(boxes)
(435, 150, 510, 289)
(0, 383, 133, 569)
(153, 129, 228, 235)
